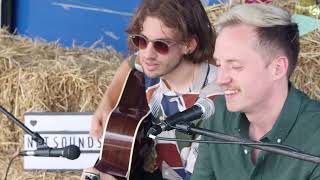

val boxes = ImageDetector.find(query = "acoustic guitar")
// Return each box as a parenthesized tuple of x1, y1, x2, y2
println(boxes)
(94, 69, 153, 180)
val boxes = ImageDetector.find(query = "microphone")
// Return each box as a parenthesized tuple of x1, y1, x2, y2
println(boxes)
(20, 145, 81, 160)
(147, 98, 215, 137)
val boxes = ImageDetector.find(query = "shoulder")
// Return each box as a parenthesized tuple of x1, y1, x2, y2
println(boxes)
(297, 93, 320, 127)
(291, 88, 320, 151)
(293, 87, 320, 117)
(127, 52, 143, 72)
(299, 92, 320, 112)
(207, 64, 218, 82)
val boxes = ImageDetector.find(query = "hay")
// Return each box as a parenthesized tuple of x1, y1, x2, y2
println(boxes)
(0, 28, 121, 179)
(0, 1, 319, 179)
(291, 31, 320, 100)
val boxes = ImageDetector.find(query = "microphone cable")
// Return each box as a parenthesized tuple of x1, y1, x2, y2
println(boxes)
(4, 150, 20, 180)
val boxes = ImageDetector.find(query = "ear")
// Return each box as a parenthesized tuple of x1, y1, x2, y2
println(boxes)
(183, 36, 198, 55)
(271, 56, 289, 80)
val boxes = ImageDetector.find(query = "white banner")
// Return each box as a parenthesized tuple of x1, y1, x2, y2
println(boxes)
(23, 112, 100, 170)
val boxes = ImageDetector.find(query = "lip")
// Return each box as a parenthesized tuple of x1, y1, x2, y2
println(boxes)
(224, 89, 239, 100)
(143, 61, 160, 71)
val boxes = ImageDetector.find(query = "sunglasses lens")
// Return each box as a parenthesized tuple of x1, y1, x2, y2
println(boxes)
(154, 41, 169, 54)
(131, 35, 147, 49)
(131, 35, 171, 54)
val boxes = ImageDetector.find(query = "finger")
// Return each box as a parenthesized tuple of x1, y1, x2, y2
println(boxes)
(100, 173, 118, 180)
(81, 167, 100, 180)
(90, 116, 103, 139)
(90, 125, 102, 139)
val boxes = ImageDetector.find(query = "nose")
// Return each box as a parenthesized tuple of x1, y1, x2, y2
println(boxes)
(142, 42, 157, 59)
(215, 67, 232, 86)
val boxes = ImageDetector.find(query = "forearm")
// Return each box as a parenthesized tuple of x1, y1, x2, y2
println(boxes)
(90, 59, 132, 138)
(103, 59, 132, 109)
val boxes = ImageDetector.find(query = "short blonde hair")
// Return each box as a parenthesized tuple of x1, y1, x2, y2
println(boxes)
(215, 4, 299, 78)
(215, 3, 291, 33)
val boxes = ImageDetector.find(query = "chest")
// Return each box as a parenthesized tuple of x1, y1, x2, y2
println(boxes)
(209, 143, 316, 180)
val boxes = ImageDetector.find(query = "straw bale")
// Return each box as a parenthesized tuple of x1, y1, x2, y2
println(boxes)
(291, 31, 320, 100)
(0, 28, 122, 179)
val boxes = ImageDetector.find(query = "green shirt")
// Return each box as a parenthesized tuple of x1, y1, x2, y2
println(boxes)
(192, 85, 320, 180)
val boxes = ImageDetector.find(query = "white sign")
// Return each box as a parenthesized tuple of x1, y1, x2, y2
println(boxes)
(23, 112, 100, 170)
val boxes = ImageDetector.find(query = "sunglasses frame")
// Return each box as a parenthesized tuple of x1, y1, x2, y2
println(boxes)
(129, 34, 178, 54)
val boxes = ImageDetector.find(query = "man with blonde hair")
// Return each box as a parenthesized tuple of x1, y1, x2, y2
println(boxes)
(192, 3, 320, 180)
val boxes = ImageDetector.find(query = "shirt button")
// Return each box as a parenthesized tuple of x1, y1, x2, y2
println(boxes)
(244, 149, 248, 154)
(277, 138, 282, 143)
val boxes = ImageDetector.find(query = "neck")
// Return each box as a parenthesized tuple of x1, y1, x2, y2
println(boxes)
(247, 82, 289, 140)
(162, 60, 198, 93)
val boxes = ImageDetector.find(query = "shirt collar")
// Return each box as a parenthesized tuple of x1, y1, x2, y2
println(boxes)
(263, 84, 302, 143)
(236, 84, 302, 143)
(159, 62, 210, 95)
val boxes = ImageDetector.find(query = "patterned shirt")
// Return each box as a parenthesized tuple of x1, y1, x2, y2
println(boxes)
(129, 54, 222, 179)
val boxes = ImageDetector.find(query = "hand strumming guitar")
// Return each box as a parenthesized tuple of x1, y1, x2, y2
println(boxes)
(90, 60, 131, 139)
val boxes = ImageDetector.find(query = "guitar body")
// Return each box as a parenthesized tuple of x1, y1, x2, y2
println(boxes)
(95, 69, 153, 179)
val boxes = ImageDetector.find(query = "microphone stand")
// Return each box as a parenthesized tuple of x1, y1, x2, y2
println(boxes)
(174, 123, 320, 164)
(0, 106, 48, 149)
(0, 105, 81, 167)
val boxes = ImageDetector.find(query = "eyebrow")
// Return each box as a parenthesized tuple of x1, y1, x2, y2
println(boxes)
(213, 57, 241, 64)
(140, 33, 175, 42)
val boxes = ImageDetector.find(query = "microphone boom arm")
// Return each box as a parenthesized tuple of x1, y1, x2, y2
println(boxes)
(175, 124, 320, 164)
(0, 106, 48, 149)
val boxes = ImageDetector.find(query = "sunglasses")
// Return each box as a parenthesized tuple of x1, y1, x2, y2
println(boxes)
(129, 34, 178, 55)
